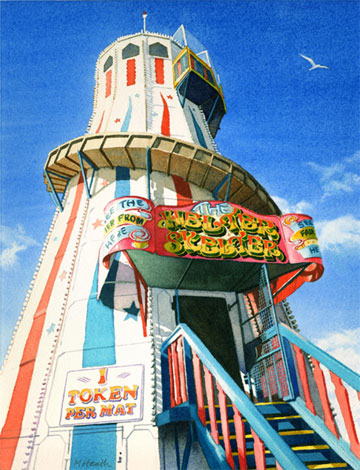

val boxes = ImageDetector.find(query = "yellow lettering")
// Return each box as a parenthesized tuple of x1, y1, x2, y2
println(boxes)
(109, 386, 122, 401)
(199, 236, 220, 258)
(126, 403, 136, 415)
(114, 404, 126, 416)
(93, 387, 107, 403)
(74, 407, 87, 419)
(184, 212, 202, 232)
(123, 385, 139, 400)
(68, 389, 80, 406)
(164, 232, 186, 256)
(65, 408, 75, 420)
(241, 214, 258, 233)
(79, 388, 93, 404)
(202, 215, 226, 237)
(85, 406, 97, 419)
(246, 235, 264, 258)
(100, 405, 114, 417)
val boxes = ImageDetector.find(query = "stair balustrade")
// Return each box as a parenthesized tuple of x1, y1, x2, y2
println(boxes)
(160, 323, 307, 469)
(278, 323, 360, 463)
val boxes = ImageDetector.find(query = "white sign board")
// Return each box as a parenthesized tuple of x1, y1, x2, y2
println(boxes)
(60, 364, 144, 426)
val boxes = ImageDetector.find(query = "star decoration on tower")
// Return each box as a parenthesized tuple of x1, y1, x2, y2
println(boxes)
(114, 118, 121, 123)
(135, 93, 140, 98)
(59, 270, 67, 281)
(167, 95, 173, 100)
(152, 112, 158, 117)
(92, 218, 103, 229)
(123, 301, 140, 321)
(101, 179, 109, 188)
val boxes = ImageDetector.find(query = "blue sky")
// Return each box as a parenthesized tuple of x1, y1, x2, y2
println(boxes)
(1, 0, 359, 366)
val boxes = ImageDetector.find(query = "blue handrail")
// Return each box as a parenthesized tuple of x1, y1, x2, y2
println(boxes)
(278, 323, 360, 391)
(162, 323, 308, 470)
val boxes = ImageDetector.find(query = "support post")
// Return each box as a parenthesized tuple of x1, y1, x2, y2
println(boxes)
(77, 151, 98, 199)
(293, 345, 316, 414)
(203, 365, 219, 444)
(192, 353, 206, 425)
(330, 372, 360, 459)
(217, 382, 235, 469)
(233, 405, 247, 470)
(312, 358, 339, 438)
(44, 169, 65, 211)
(146, 147, 152, 200)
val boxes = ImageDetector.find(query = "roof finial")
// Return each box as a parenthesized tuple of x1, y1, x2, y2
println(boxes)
(143, 11, 147, 33)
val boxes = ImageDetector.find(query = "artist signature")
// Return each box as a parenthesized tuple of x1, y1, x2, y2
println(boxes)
(73, 458, 111, 468)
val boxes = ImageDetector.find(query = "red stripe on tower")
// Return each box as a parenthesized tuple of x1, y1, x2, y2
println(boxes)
(95, 111, 105, 134)
(105, 70, 112, 98)
(172, 174, 193, 206)
(155, 58, 165, 84)
(0, 175, 85, 470)
(127, 58, 136, 86)
(160, 93, 170, 136)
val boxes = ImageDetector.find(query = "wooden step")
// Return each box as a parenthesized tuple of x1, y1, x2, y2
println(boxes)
(243, 444, 329, 456)
(248, 464, 348, 470)
(219, 429, 315, 440)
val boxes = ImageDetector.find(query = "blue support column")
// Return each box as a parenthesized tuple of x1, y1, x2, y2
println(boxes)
(176, 75, 190, 108)
(207, 94, 219, 123)
(146, 147, 152, 200)
(212, 173, 231, 200)
(77, 151, 99, 199)
(224, 173, 232, 201)
(44, 168, 71, 212)
(175, 289, 180, 325)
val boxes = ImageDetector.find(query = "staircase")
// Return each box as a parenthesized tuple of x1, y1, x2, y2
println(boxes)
(158, 323, 360, 470)
(208, 401, 350, 469)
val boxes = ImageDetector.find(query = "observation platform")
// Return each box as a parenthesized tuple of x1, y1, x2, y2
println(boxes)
(43, 132, 280, 216)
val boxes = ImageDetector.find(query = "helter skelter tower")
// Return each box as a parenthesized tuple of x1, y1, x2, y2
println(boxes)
(1, 20, 359, 470)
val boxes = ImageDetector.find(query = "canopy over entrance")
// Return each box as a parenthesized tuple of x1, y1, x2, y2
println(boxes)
(98, 197, 323, 303)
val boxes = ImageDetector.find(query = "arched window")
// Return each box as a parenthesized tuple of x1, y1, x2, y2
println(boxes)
(149, 43, 168, 85)
(149, 42, 168, 58)
(103, 56, 113, 72)
(122, 43, 140, 59)
(103, 56, 114, 98)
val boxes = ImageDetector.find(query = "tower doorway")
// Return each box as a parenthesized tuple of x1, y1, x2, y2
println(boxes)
(174, 295, 243, 389)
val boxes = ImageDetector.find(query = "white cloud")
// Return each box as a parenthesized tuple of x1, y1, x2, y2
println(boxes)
(315, 328, 360, 373)
(271, 195, 313, 214)
(316, 215, 360, 251)
(0, 224, 39, 270)
(307, 150, 360, 199)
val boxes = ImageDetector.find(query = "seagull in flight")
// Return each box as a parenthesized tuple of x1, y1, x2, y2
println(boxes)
(299, 54, 329, 70)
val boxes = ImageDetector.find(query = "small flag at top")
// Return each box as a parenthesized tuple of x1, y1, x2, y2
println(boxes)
(143, 11, 147, 32)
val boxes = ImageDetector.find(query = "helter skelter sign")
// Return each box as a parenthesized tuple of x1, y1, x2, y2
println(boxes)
(98, 197, 323, 295)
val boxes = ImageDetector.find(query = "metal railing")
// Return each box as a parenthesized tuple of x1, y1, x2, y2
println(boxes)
(279, 323, 360, 463)
(161, 323, 307, 470)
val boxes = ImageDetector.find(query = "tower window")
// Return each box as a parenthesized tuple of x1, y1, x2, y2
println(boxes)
(122, 43, 140, 60)
(174, 54, 189, 81)
(149, 42, 168, 58)
(103, 56, 113, 72)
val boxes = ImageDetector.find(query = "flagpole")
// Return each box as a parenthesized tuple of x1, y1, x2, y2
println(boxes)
(143, 11, 147, 33)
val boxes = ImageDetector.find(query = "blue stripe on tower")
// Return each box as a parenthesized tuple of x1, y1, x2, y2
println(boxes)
(70, 167, 130, 469)
(189, 108, 207, 148)
(120, 96, 133, 132)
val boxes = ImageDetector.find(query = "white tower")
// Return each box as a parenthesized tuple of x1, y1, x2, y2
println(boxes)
(2, 25, 338, 470)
